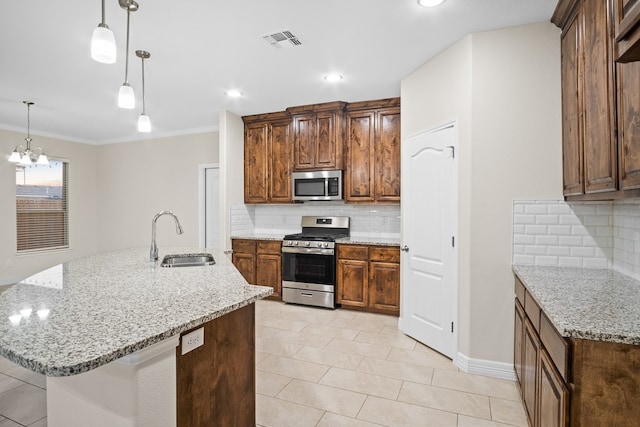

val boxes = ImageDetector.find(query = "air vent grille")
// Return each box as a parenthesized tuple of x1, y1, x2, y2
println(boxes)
(262, 29, 303, 49)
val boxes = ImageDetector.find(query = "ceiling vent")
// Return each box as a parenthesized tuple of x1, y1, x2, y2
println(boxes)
(262, 29, 302, 49)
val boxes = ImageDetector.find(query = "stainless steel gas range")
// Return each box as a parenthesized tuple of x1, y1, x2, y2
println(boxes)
(281, 216, 350, 309)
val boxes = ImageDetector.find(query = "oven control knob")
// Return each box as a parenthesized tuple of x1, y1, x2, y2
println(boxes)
(324, 242, 329, 248)
(294, 241, 298, 246)
(287, 240, 292, 245)
(305, 241, 310, 247)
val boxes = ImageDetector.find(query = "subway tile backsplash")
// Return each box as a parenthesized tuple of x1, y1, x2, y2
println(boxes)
(230, 202, 401, 238)
(513, 199, 640, 280)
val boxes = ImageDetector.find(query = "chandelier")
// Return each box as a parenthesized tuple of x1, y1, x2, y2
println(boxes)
(8, 101, 49, 166)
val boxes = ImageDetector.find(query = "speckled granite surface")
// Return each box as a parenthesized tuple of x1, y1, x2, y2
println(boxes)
(230, 233, 283, 241)
(337, 236, 400, 247)
(0, 247, 272, 377)
(513, 265, 640, 346)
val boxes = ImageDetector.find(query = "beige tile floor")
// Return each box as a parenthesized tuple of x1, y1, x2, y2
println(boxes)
(0, 299, 527, 427)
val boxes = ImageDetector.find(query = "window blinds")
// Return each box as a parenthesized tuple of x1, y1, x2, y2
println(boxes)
(16, 160, 69, 252)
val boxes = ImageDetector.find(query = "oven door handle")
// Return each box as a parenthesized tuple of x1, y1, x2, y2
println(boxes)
(281, 246, 334, 256)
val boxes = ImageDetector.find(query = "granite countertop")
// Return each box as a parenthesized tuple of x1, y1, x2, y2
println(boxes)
(337, 236, 400, 247)
(230, 233, 284, 241)
(513, 265, 640, 346)
(0, 247, 272, 377)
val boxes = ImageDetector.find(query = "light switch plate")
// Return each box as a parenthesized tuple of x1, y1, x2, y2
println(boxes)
(181, 327, 204, 355)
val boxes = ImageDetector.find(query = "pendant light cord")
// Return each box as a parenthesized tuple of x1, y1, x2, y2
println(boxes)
(141, 57, 146, 114)
(101, 0, 106, 25)
(25, 102, 32, 150)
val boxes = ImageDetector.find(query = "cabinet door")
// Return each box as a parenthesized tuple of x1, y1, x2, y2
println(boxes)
(369, 260, 400, 315)
(375, 108, 401, 202)
(523, 318, 540, 427)
(232, 252, 256, 284)
(561, 12, 584, 196)
(244, 122, 269, 203)
(315, 111, 340, 169)
(617, 60, 640, 190)
(345, 111, 375, 202)
(336, 259, 368, 308)
(514, 300, 525, 387)
(292, 114, 316, 170)
(256, 253, 282, 299)
(538, 349, 569, 427)
(583, 0, 618, 194)
(270, 120, 293, 202)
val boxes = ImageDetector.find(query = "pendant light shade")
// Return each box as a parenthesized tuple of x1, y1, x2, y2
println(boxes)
(118, 83, 135, 109)
(136, 50, 151, 132)
(137, 113, 151, 132)
(91, 0, 116, 63)
(91, 25, 116, 64)
(118, 0, 138, 109)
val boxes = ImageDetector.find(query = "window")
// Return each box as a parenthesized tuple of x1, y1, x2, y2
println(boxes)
(15, 160, 69, 252)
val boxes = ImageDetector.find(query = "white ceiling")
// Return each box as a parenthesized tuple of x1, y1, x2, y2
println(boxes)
(0, 0, 557, 145)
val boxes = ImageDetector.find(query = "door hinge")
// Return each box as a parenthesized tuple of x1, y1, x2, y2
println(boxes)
(451, 236, 455, 247)
(451, 322, 454, 333)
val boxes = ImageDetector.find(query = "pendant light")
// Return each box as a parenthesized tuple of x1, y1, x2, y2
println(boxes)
(136, 50, 151, 132)
(8, 101, 49, 166)
(91, 0, 116, 63)
(117, 0, 138, 109)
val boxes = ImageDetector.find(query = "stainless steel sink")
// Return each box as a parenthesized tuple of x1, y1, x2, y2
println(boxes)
(160, 253, 215, 268)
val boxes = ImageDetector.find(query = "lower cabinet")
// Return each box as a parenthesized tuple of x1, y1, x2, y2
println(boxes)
(232, 239, 282, 300)
(337, 244, 400, 316)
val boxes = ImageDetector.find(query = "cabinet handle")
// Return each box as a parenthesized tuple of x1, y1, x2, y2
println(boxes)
(400, 245, 409, 252)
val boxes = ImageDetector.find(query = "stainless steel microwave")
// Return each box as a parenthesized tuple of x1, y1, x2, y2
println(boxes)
(292, 170, 343, 201)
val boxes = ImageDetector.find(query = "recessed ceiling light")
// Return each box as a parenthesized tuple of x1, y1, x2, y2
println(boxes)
(324, 73, 343, 83)
(418, 0, 445, 7)
(226, 89, 243, 98)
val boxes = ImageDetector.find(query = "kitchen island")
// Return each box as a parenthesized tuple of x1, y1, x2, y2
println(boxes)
(0, 247, 272, 427)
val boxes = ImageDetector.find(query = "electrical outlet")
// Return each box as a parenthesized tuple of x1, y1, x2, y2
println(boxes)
(181, 327, 204, 355)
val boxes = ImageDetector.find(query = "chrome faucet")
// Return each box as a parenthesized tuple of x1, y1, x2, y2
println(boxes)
(150, 211, 184, 262)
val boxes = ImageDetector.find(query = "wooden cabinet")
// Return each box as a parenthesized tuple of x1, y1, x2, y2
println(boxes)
(514, 275, 640, 426)
(176, 304, 255, 427)
(242, 112, 292, 203)
(337, 244, 400, 315)
(554, 0, 640, 199)
(287, 101, 346, 171)
(232, 239, 282, 300)
(345, 98, 401, 203)
(615, 0, 640, 62)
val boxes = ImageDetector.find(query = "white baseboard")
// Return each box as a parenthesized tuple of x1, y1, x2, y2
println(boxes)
(454, 352, 516, 381)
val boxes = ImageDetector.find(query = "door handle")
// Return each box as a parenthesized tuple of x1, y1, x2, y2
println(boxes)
(400, 245, 409, 252)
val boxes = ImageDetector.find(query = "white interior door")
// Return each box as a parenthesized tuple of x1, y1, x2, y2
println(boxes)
(399, 123, 457, 359)
(199, 164, 220, 249)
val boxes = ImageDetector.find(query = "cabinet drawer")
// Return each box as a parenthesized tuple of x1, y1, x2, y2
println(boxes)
(338, 245, 369, 260)
(232, 239, 256, 253)
(369, 246, 400, 263)
(540, 311, 570, 382)
(524, 291, 541, 333)
(515, 277, 525, 306)
(257, 240, 282, 254)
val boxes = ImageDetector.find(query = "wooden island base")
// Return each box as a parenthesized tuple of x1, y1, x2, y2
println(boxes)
(176, 303, 255, 427)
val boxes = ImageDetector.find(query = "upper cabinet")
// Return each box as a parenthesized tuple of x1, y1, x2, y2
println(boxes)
(345, 98, 401, 203)
(553, 0, 640, 199)
(243, 112, 293, 204)
(287, 102, 347, 171)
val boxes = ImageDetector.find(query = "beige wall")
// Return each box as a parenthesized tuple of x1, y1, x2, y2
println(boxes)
(96, 132, 219, 252)
(0, 130, 98, 284)
(401, 22, 563, 365)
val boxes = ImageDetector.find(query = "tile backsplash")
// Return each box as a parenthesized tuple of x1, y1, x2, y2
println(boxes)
(513, 199, 640, 279)
(231, 202, 400, 238)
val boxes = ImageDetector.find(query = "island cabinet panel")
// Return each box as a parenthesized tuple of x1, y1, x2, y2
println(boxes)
(176, 303, 255, 427)
(242, 111, 293, 204)
(337, 244, 400, 316)
(345, 98, 401, 204)
(231, 238, 282, 301)
(287, 101, 346, 171)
